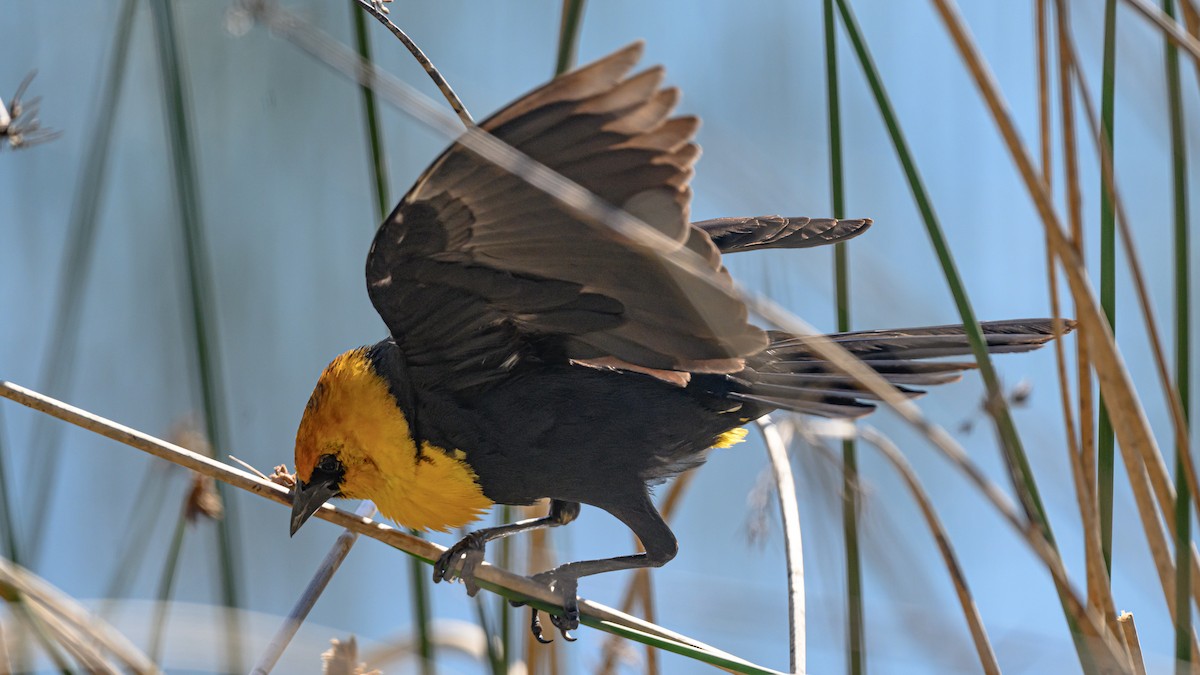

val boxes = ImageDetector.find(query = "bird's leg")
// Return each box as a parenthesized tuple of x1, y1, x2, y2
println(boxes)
(519, 494, 678, 643)
(433, 499, 580, 596)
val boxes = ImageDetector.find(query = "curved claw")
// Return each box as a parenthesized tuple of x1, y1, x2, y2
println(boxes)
(549, 610, 578, 638)
(531, 609, 553, 644)
(432, 532, 486, 592)
(550, 594, 580, 640)
(524, 572, 580, 643)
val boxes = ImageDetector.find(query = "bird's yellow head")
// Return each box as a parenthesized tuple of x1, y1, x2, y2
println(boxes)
(290, 346, 493, 535)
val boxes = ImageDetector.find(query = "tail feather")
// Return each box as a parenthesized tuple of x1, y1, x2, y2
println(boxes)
(729, 391, 877, 418)
(746, 379, 926, 402)
(732, 318, 1074, 418)
(781, 358, 975, 375)
(755, 369, 965, 388)
(768, 319, 1072, 359)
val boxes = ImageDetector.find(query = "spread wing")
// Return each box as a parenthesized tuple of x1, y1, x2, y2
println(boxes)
(366, 43, 766, 395)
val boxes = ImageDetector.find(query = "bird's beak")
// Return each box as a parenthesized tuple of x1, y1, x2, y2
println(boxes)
(290, 479, 338, 536)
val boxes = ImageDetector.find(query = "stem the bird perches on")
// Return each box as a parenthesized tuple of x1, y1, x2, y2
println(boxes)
(860, 427, 1001, 675)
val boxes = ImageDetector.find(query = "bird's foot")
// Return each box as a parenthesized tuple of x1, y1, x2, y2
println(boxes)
(432, 531, 487, 596)
(515, 571, 579, 643)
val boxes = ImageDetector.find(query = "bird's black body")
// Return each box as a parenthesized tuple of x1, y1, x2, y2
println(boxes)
(289, 42, 1074, 642)
(368, 340, 751, 506)
(366, 311, 1064, 511)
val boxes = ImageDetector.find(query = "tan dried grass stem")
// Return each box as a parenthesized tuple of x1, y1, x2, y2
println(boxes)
(0, 556, 158, 673)
(1118, 612, 1148, 675)
(1122, 0, 1200, 63)
(930, 0, 1199, 630)
(859, 427, 999, 675)
(1052, 0, 1118, 642)
(756, 416, 806, 674)
(251, 500, 379, 674)
(1053, 0, 1094, 479)
(1058, 17, 1200, 614)
(1060, 1, 1200, 556)
(351, 0, 473, 126)
(1181, 0, 1200, 90)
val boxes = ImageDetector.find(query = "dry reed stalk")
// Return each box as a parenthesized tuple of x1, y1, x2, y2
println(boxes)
(1122, 0, 1200, 62)
(22, 602, 119, 674)
(859, 428, 1000, 675)
(1061, 14, 1200, 560)
(1052, 0, 1095, 500)
(350, 0, 473, 126)
(1182, 0, 1200, 91)
(0, 556, 157, 673)
(251, 501, 379, 674)
(1118, 612, 1148, 675)
(928, 0, 1196, 649)
(757, 416, 806, 674)
(1052, 0, 1122, 645)
(1058, 23, 1200, 614)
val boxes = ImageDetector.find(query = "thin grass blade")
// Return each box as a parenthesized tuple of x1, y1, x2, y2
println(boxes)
(1099, 0, 1119, 577)
(823, 4, 865, 672)
(555, 0, 586, 77)
(1162, 0, 1193, 668)
(23, 0, 139, 562)
(860, 427, 1000, 675)
(755, 417, 805, 674)
(146, 0, 243, 669)
(346, 7, 437, 672)
(833, 0, 1082, 655)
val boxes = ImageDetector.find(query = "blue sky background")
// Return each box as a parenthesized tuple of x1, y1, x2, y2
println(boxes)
(1, 1, 1197, 672)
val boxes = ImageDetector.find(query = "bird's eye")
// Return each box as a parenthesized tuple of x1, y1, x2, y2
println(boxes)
(316, 454, 343, 475)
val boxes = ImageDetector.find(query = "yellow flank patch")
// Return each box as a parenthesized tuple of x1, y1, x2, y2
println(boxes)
(712, 426, 748, 449)
(295, 348, 494, 532)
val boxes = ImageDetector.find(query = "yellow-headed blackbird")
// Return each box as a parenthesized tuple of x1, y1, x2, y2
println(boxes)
(290, 42, 1071, 641)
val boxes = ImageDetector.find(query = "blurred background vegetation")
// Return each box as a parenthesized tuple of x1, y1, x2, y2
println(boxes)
(1, 0, 1197, 672)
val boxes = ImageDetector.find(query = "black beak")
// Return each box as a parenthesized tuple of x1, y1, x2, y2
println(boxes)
(290, 479, 338, 536)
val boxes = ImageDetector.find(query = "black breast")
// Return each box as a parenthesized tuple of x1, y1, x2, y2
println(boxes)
(427, 365, 743, 508)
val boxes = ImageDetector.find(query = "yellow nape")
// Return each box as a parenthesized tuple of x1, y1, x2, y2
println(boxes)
(712, 426, 748, 449)
(295, 348, 494, 532)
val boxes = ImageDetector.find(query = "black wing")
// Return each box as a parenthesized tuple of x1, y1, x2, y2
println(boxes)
(366, 43, 766, 395)
(695, 216, 872, 253)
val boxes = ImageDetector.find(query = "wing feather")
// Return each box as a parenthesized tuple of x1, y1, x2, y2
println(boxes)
(366, 44, 764, 394)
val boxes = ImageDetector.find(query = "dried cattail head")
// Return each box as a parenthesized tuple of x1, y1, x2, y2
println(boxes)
(321, 636, 380, 675)
(270, 464, 297, 488)
(184, 474, 224, 523)
(169, 417, 212, 458)
(0, 71, 61, 151)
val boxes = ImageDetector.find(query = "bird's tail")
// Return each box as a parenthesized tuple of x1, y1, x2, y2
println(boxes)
(728, 318, 1075, 418)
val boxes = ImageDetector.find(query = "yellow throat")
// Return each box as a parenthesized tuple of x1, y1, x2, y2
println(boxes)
(295, 348, 494, 532)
